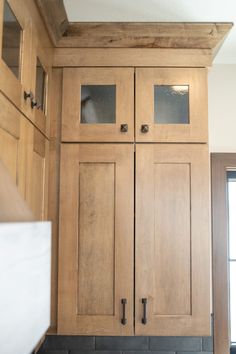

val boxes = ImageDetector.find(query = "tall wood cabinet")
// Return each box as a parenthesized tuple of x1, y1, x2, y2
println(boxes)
(58, 65, 211, 336)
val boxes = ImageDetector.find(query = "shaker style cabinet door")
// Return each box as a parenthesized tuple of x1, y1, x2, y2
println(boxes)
(136, 68, 208, 142)
(135, 144, 211, 336)
(61, 68, 134, 142)
(58, 144, 134, 335)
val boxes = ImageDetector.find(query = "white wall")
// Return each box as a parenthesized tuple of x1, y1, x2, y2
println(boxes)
(209, 64, 236, 152)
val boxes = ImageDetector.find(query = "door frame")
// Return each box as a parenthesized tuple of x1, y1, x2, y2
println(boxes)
(211, 153, 236, 354)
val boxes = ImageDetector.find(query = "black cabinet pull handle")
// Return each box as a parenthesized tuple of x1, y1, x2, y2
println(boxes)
(142, 298, 147, 325)
(24, 91, 33, 101)
(121, 298, 127, 325)
(120, 124, 128, 133)
(141, 124, 149, 133)
(31, 99, 37, 109)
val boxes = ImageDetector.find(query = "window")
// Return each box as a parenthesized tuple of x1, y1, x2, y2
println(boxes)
(1, 0, 22, 78)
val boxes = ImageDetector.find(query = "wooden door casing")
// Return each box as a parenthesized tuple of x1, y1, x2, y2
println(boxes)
(135, 144, 210, 335)
(58, 144, 134, 335)
(61, 68, 134, 142)
(136, 68, 208, 143)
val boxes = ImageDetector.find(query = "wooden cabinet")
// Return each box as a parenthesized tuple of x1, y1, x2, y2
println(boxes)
(135, 144, 210, 335)
(58, 63, 211, 336)
(58, 144, 134, 335)
(58, 142, 210, 335)
(136, 68, 208, 142)
(0, 0, 52, 137)
(62, 68, 134, 142)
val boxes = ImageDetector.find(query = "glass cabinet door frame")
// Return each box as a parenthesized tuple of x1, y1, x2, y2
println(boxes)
(0, 0, 32, 111)
(135, 67, 208, 143)
(62, 67, 134, 142)
(31, 36, 49, 136)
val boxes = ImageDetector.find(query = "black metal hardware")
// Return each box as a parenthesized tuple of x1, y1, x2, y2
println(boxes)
(141, 298, 147, 325)
(24, 91, 33, 101)
(31, 99, 37, 109)
(141, 124, 149, 133)
(120, 124, 128, 133)
(121, 298, 127, 325)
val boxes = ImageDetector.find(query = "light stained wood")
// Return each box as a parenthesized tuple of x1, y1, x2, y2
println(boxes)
(153, 163, 191, 315)
(78, 163, 115, 315)
(136, 67, 208, 143)
(58, 144, 134, 335)
(211, 154, 236, 354)
(60, 22, 233, 51)
(47, 68, 62, 331)
(62, 68, 134, 142)
(135, 144, 210, 336)
(26, 127, 47, 220)
(0, 159, 34, 222)
(54, 48, 212, 68)
(36, 0, 68, 45)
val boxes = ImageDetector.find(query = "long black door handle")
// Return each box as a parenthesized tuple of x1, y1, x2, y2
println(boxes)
(121, 298, 127, 325)
(142, 298, 147, 325)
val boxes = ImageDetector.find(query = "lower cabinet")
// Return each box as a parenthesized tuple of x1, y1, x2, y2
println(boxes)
(58, 143, 210, 336)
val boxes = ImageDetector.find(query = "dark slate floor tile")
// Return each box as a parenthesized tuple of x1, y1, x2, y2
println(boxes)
(150, 337, 202, 352)
(38, 350, 69, 354)
(95, 336, 149, 350)
(202, 337, 213, 352)
(70, 351, 122, 354)
(177, 352, 213, 354)
(41, 336, 95, 350)
(123, 351, 175, 354)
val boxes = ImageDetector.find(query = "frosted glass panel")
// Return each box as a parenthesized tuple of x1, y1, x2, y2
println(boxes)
(81, 85, 116, 124)
(230, 262, 236, 343)
(35, 58, 47, 113)
(2, 0, 22, 79)
(154, 85, 189, 124)
(228, 172, 236, 260)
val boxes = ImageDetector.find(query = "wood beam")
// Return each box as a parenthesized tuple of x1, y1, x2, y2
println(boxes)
(57, 22, 233, 51)
(35, 0, 69, 45)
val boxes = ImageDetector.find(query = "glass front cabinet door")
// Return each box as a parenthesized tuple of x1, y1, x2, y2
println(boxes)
(62, 68, 134, 142)
(135, 68, 208, 142)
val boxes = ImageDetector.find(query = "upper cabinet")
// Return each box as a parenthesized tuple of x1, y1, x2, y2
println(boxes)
(61, 67, 208, 143)
(136, 68, 208, 142)
(0, 0, 52, 137)
(62, 67, 134, 142)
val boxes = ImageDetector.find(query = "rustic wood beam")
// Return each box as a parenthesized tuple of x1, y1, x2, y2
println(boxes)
(35, 0, 69, 45)
(57, 22, 233, 53)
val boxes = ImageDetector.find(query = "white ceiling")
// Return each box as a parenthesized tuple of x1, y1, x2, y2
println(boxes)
(64, 0, 236, 64)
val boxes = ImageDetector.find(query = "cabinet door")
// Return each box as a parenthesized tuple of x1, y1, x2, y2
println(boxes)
(25, 127, 48, 220)
(0, 91, 20, 183)
(136, 144, 210, 335)
(136, 68, 208, 142)
(62, 68, 134, 142)
(58, 144, 134, 335)
(0, 0, 32, 112)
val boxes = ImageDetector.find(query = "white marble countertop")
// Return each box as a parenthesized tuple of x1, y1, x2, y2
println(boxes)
(0, 222, 51, 354)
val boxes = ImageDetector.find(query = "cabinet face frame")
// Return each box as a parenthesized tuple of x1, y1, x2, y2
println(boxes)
(135, 144, 211, 335)
(135, 68, 208, 143)
(61, 68, 134, 142)
(58, 144, 134, 335)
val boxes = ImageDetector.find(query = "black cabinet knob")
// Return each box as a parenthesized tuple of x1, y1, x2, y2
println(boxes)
(141, 124, 149, 133)
(120, 124, 128, 133)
